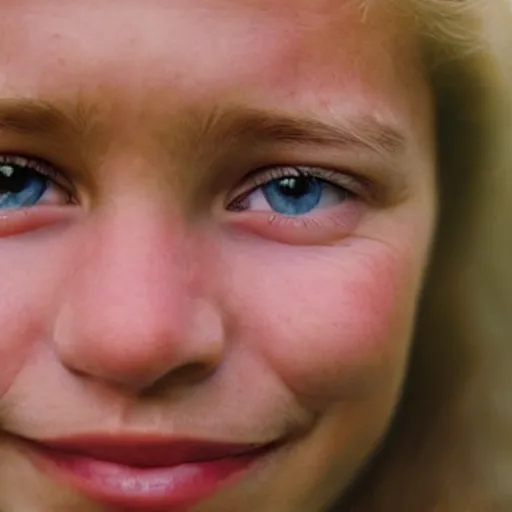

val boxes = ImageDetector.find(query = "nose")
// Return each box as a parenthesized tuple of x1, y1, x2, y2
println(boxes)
(53, 203, 225, 392)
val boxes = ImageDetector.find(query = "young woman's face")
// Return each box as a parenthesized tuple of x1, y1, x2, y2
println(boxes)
(0, 1, 436, 511)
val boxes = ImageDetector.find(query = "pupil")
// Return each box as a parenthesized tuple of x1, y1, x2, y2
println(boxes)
(277, 176, 312, 197)
(0, 165, 28, 193)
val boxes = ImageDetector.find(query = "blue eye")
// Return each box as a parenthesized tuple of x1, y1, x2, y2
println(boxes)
(260, 176, 325, 215)
(0, 158, 70, 209)
(230, 169, 349, 216)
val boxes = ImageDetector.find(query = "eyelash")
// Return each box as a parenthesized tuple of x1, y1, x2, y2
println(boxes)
(0, 154, 75, 203)
(227, 165, 365, 209)
(0, 156, 365, 215)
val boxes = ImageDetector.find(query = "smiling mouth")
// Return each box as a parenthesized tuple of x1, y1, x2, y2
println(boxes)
(15, 433, 281, 510)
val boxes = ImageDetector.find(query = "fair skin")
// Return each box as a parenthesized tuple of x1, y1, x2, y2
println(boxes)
(0, 1, 436, 511)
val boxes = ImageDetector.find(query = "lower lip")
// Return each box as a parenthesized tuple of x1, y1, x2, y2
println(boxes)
(21, 441, 272, 511)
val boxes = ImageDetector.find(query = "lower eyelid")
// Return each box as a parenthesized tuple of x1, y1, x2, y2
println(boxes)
(223, 201, 364, 245)
(0, 205, 80, 237)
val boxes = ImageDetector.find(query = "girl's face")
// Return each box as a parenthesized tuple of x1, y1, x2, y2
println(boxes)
(0, 1, 435, 511)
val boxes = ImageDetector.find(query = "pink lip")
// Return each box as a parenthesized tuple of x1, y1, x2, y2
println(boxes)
(18, 434, 276, 511)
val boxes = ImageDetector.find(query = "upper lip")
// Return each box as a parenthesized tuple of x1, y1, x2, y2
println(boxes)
(25, 435, 272, 467)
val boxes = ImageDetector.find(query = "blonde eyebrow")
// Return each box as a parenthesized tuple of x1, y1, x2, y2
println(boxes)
(0, 98, 92, 137)
(199, 106, 407, 157)
(0, 98, 407, 163)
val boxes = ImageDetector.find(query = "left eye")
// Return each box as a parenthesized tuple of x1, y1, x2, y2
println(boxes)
(0, 157, 72, 209)
(229, 168, 349, 216)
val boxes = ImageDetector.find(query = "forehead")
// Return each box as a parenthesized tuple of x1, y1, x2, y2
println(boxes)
(0, 0, 427, 150)
(0, 1, 416, 86)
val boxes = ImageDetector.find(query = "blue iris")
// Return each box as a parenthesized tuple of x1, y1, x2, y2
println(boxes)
(0, 164, 47, 209)
(262, 176, 323, 215)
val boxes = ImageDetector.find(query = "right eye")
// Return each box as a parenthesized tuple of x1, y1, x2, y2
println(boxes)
(0, 156, 74, 209)
(227, 166, 352, 216)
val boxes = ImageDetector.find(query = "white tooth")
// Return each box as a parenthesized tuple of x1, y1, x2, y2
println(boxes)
(149, 475, 172, 490)
(101, 465, 204, 495)
(120, 477, 139, 492)
(140, 479, 152, 493)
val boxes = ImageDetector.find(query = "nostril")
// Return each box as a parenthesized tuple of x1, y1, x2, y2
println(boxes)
(53, 263, 226, 393)
(138, 362, 219, 397)
(164, 361, 219, 387)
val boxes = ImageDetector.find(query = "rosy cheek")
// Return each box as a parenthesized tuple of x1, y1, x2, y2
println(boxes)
(223, 240, 419, 407)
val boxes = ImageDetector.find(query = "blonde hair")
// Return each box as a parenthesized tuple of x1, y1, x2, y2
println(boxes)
(335, 1, 512, 510)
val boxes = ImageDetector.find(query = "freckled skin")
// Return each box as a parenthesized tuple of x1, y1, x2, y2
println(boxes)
(0, 1, 436, 511)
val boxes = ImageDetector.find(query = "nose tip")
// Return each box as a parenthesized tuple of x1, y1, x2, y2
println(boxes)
(54, 294, 226, 392)
(51, 207, 226, 393)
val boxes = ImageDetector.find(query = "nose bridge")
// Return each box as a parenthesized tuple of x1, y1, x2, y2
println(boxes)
(53, 201, 222, 390)
(85, 200, 193, 325)
(97, 201, 191, 301)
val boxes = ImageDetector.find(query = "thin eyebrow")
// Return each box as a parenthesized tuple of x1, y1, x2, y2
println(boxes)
(200, 107, 407, 157)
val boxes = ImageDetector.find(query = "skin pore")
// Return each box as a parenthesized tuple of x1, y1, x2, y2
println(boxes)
(0, 1, 436, 511)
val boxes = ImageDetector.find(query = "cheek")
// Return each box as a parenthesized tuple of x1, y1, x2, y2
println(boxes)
(223, 240, 423, 408)
(0, 235, 71, 398)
